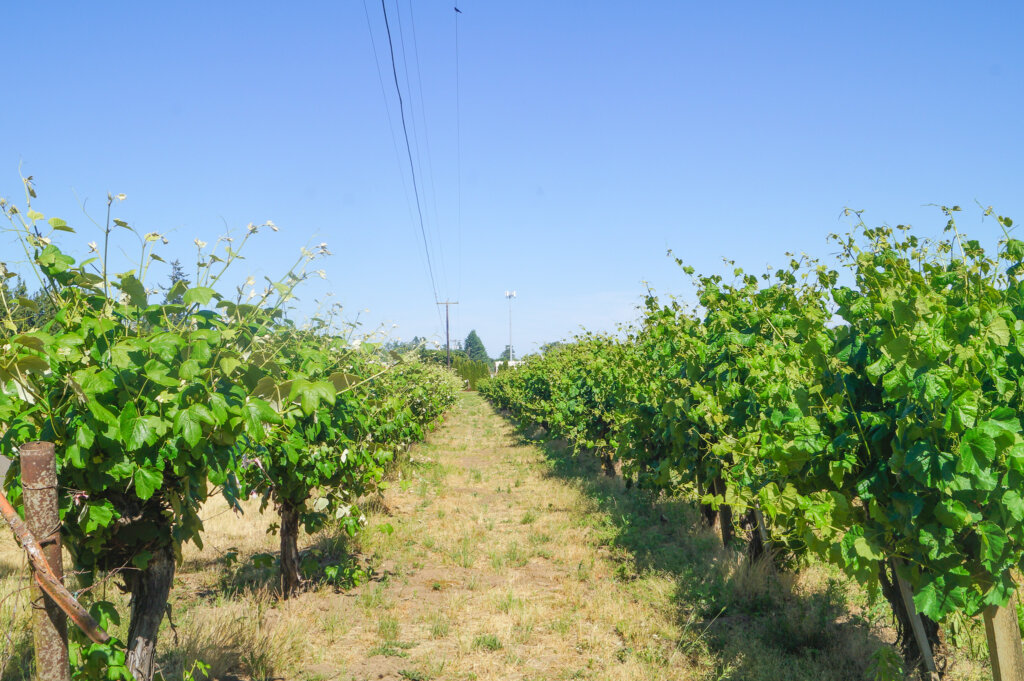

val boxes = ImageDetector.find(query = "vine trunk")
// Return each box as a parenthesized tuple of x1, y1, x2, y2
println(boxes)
(126, 544, 175, 681)
(280, 503, 301, 599)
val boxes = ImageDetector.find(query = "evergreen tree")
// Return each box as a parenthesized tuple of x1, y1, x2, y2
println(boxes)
(463, 329, 490, 364)
(452, 355, 489, 390)
(162, 259, 189, 304)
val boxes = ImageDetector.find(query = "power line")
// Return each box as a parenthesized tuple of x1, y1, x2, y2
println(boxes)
(404, 0, 448, 299)
(362, 0, 435, 308)
(454, 5, 463, 308)
(380, 0, 443, 318)
(393, 2, 429, 244)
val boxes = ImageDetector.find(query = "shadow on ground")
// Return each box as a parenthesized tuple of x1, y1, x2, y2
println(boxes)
(0, 561, 18, 581)
(210, 527, 378, 601)
(496, 408, 895, 681)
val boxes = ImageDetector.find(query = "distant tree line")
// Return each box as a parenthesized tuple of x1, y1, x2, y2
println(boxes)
(388, 328, 553, 390)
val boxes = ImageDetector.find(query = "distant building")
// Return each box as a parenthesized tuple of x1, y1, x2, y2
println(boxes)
(493, 359, 522, 376)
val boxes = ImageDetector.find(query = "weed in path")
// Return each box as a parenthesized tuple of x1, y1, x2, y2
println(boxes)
(472, 634, 502, 651)
(495, 590, 524, 614)
(574, 557, 593, 582)
(317, 612, 350, 641)
(368, 641, 416, 658)
(358, 582, 392, 611)
(451, 535, 477, 568)
(398, 669, 432, 681)
(512, 613, 536, 644)
(549, 616, 573, 636)
(491, 541, 529, 572)
(369, 614, 417, 659)
(428, 611, 450, 639)
(378, 614, 400, 642)
(528, 531, 552, 545)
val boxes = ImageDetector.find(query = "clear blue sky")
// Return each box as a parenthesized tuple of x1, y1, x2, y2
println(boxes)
(2, 2, 1022, 357)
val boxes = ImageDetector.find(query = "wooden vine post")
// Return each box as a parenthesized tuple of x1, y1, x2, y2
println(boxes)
(891, 559, 938, 678)
(20, 441, 71, 681)
(983, 591, 1024, 681)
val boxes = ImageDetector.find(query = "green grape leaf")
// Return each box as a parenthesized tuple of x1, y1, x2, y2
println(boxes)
(84, 503, 115, 533)
(117, 275, 148, 308)
(183, 286, 217, 305)
(958, 429, 995, 475)
(134, 466, 163, 501)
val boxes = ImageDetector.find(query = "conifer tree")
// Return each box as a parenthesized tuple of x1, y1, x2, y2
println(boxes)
(463, 329, 489, 364)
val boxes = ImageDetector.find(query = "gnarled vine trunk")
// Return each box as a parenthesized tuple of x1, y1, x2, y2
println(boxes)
(711, 476, 734, 546)
(126, 544, 175, 681)
(601, 451, 616, 477)
(696, 475, 718, 528)
(280, 503, 302, 599)
(743, 507, 768, 562)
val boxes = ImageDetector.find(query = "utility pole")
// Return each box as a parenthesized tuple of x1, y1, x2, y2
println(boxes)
(437, 301, 459, 368)
(504, 290, 516, 365)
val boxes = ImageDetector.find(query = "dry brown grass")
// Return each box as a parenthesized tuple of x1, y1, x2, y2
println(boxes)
(161, 589, 307, 681)
(0, 532, 32, 679)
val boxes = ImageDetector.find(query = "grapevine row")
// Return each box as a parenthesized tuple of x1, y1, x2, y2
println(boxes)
(480, 207, 1023, 676)
(0, 186, 460, 681)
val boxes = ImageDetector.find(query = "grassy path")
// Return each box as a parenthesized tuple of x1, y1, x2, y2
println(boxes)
(232, 391, 896, 681)
(321, 392, 718, 681)
(3, 393, 988, 680)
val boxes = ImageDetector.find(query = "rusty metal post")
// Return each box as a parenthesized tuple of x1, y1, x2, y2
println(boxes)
(21, 441, 70, 681)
